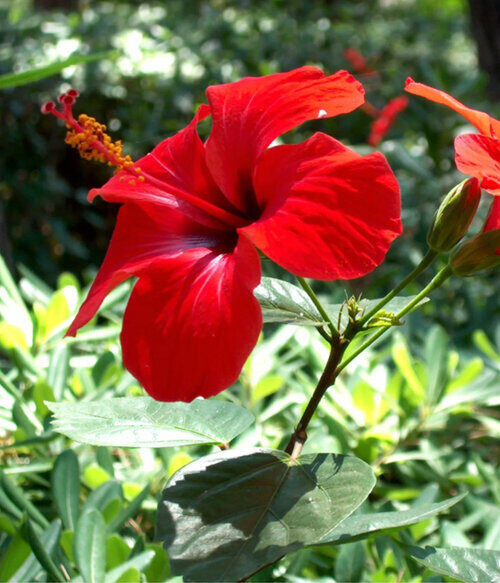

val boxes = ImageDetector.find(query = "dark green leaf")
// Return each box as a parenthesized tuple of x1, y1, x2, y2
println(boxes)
(0, 51, 117, 89)
(74, 509, 106, 583)
(52, 450, 80, 531)
(318, 494, 465, 545)
(334, 541, 365, 582)
(47, 397, 254, 448)
(9, 519, 62, 582)
(404, 545, 500, 582)
(0, 470, 49, 529)
(254, 277, 324, 326)
(26, 518, 65, 582)
(157, 448, 375, 581)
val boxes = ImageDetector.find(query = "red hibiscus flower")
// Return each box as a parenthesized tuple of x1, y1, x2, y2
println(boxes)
(367, 96, 409, 146)
(405, 78, 500, 256)
(44, 67, 401, 402)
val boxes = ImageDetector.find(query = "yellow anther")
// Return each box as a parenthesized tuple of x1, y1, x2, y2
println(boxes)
(64, 113, 135, 173)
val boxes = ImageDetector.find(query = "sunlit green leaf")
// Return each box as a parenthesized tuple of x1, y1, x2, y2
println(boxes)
(318, 494, 465, 545)
(0, 51, 117, 89)
(254, 277, 324, 326)
(74, 510, 106, 583)
(47, 397, 254, 448)
(52, 450, 80, 531)
(404, 545, 500, 582)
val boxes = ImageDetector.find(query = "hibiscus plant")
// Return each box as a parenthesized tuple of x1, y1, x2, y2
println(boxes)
(33, 67, 500, 581)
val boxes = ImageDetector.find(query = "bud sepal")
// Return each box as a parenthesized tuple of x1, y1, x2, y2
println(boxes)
(427, 178, 481, 253)
(450, 230, 500, 276)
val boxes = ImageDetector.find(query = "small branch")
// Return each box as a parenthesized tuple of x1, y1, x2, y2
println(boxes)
(359, 249, 438, 326)
(285, 334, 347, 456)
(338, 264, 453, 374)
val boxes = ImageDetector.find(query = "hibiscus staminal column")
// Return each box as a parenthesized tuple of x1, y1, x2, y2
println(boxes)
(41, 92, 247, 229)
(42, 91, 135, 173)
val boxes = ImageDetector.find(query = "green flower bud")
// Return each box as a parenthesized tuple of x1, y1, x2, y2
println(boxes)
(427, 178, 481, 252)
(450, 230, 500, 276)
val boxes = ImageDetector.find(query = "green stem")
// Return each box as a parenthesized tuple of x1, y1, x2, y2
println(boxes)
(359, 249, 438, 326)
(338, 264, 453, 373)
(296, 276, 338, 337)
(285, 334, 346, 458)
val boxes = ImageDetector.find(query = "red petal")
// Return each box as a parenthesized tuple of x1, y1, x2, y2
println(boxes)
(205, 67, 365, 213)
(241, 133, 401, 280)
(454, 134, 500, 195)
(67, 203, 230, 336)
(89, 106, 243, 230)
(120, 236, 262, 401)
(405, 78, 500, 138)
(484, 196, 500, 233)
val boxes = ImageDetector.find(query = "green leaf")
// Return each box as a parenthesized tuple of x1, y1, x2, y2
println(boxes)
(157, 448, 375, 581)
(318, 494, 465, 545)
(82, 481, 123, 516)
(425, 325, 449, 406)
(9, 519, 62, 582)
(47, 397, 254, 448)
(404, 545, 500, 582)
(47, 344, 69, 400)
(0, 531, 30, 581)
(435, 371, 498, 412)
(0, 254, 29, 316)
(107, 483, 150, 533)
(473, 329, 500, 362)
(106, 534, 130, 570)
(104, 551, 155, 583)
(74, 509, 107, 583)
(254, 277, 324, 326)
(334, 541, 365, 583)
(26, 518, 65, 582)
(392, 337, 425, 401)
(52, 450, 80, 531)
(0, 51, 117, 90)
(0, 470, 49, 529)
(143, 544, 171, 583)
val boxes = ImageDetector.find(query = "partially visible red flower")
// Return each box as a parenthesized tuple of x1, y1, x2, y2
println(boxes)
(405, 78, 500, 195)
(44, 67, 402, 402)
(367, 96, 409, 146)
(405, 78, 500, 255)
(343, 49, 377, 76)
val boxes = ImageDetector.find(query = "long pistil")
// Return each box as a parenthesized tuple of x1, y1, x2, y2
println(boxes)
(42, 91, 248, 229)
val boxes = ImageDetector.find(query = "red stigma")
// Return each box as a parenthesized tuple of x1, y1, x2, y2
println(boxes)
(41, 101, 55, 114)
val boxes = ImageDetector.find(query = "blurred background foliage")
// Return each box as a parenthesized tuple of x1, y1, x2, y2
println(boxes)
(0, 0, 499, 581)
(1, 0, 498, 340)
